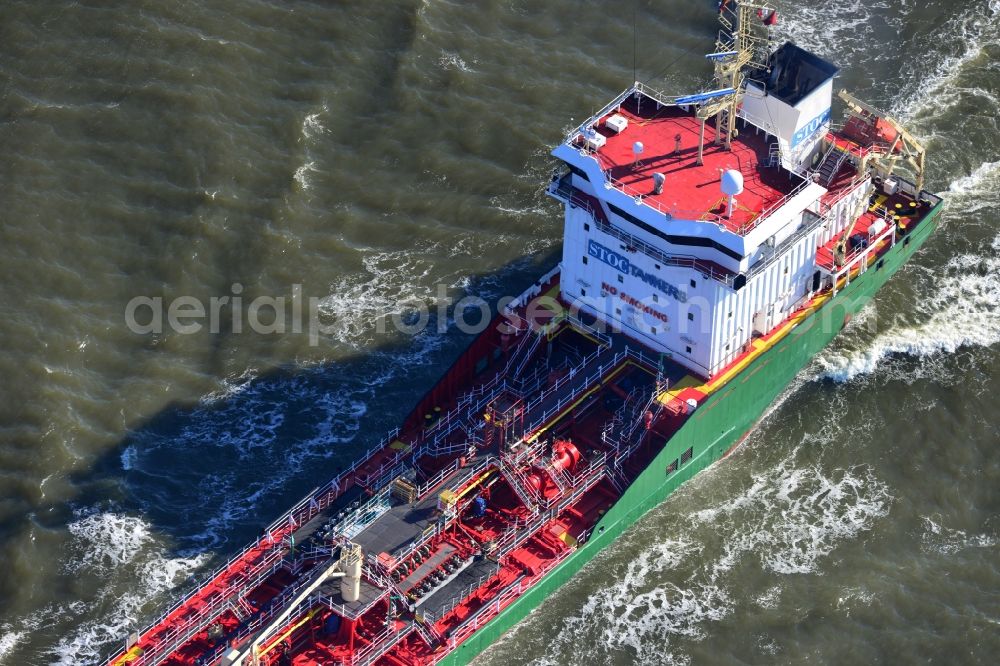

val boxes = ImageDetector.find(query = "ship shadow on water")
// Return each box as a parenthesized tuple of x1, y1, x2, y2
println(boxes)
(67, 248, 561, 574)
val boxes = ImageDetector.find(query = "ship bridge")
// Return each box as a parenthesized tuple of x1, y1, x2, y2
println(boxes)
(553, 87, 809, 242)
(547, 44, 871, 378)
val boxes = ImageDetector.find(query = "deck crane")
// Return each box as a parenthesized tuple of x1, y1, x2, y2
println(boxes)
(837, 90, 927, 193)
(831, 91, 927, 267)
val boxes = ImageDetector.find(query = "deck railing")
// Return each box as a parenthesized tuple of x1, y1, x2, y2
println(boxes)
(603, 172, 732, 225)
(564, 313, 613, 347)
(549, 179, 739, 287)
(502, 264, 562, 315)
(498, 456, 542, 512)
(519, 348, 624, 439)
(106, 423, 406, 666)
(439, 544, 574, 656)
(512, 331, 544, 379)
(420, 565, 501, 625)
(109, 263, 659, 666)
(830, 218, 896, 295)
(737, 174, 813, 235)
(351, 622, 417, 666)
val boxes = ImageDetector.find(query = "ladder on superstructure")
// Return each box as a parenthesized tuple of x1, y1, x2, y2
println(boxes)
(697, 1, 777, 158)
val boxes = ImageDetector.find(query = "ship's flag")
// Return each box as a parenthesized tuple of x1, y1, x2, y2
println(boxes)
(758, 8, 779, 26)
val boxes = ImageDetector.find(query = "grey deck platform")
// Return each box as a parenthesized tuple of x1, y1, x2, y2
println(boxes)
(316, 578, 386, 620)
(399, 544, 457, 594)
(353, 493, 441, 557)
(416, 558, 500, 619)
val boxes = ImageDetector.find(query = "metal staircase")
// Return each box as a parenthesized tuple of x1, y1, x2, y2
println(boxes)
(498, 456, 540, 513)
(414, 618, 443, 650)
(352, 623, 417, 666)
(817, 146, 849, 186)
(511, 330, 543, 378)
(545, 462, 571, 495)
(767, 142, 782, 167)
(602, 384, 666, 480)
(228, 595, 256, 622)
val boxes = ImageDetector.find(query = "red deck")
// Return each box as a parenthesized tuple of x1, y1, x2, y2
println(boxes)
(104, 274, 689, 666)
(105, 117, 939, 666)
(814, 211, 883, 271)
(582, 99, 798, 234)
(815, 189, 922, 272)
(105, 185, 938, 666)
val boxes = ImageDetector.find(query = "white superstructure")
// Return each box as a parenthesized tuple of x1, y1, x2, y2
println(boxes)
(548, 43, 873, 377)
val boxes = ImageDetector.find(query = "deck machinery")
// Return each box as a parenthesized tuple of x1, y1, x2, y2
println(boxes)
(106, 3, 942, 666)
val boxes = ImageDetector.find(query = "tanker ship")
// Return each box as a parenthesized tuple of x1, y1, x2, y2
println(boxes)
(107, 3, 942, 665)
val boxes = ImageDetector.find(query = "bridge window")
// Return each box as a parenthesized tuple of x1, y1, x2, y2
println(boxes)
(582, 256, 588, 265)
(584, 222, 590, 232)
(690, 279, 697, 288)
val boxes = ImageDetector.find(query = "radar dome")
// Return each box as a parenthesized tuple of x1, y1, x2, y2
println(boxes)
(721, 169, 744, 196)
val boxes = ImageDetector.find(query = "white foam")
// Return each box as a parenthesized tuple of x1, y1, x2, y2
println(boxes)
(200, 367, 259, 405)
(780, 1, 999, 129)
(301, 105, 328, 140)
(293, 160, 318, 190)
(48, 556, 207, 666)
(755, 585, 782, 609)
(48, 527, 208, 666)
(0, 630, 25, 664)
(815, 235, 1000, 383)
(540, 537, 711, 664)
(835, 587, 876, 616)
(316, 246, 448, 349)
(947, 160, 1000, 197)
(894, 4, 1000, 121)
(921, 516, 998, 555)
(16, 509, 214, 664)
(438, 51, 474, 73)
(692, 447, 892, 576)
(120, 444, 137, 471)
(161, 368, 380, 548)
(66, 511, 153, 572)
(775, 0, 886, 61)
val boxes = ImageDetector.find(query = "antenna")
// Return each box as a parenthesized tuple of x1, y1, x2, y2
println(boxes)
(632, 0, 638, 83)
(698, 2, 778, 151)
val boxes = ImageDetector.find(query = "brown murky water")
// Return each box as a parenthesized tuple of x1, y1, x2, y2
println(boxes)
(1, 1, 998, 663)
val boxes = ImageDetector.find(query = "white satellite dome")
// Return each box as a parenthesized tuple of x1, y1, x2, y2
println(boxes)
(721, 169, 744, 219)
(631, 141, 645, 166)
(721, 169, 744, 196)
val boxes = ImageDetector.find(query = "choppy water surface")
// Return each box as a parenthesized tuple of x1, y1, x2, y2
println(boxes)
(1, 1, 998, 664)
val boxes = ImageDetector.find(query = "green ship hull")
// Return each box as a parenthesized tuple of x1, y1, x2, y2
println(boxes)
(440, 203, 942, 665)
